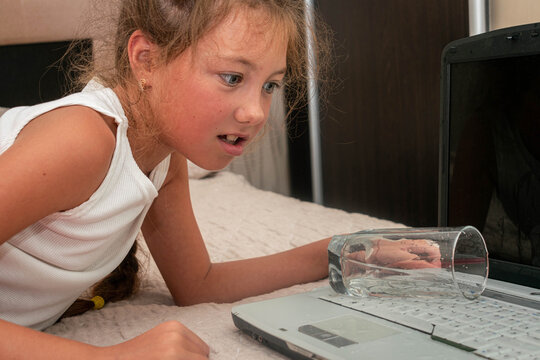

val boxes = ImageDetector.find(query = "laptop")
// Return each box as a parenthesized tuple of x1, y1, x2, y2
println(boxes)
(232, 23, 540, 360)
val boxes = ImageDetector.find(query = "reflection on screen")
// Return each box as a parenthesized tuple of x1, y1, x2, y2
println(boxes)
(447, 55, 540, 268)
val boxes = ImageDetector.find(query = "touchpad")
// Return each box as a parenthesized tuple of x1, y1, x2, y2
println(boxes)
(299, 315, 399, 347)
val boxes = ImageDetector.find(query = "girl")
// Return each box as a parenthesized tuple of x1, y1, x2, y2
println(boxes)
(0, 0, 431, 358)
(0, 0, 333, 358)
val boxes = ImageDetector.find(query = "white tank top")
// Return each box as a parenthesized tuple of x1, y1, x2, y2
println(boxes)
(0, 81, 170, 330)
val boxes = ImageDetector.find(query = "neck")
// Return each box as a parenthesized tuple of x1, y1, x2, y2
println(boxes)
(113, 85, 173, 175)
(128, 127, 173, 176)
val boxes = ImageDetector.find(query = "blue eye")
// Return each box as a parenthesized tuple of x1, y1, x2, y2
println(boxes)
(220, 73, 243, 87)
(263, 81, 281, 94)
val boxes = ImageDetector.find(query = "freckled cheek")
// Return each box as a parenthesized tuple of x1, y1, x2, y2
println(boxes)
(188, 109, 225, 139)
(205, 101, 233, 123)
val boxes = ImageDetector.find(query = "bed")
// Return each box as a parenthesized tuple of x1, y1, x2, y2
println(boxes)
(43, 168, 400, 359)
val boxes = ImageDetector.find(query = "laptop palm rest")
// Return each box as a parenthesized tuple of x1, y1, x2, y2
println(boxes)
(232, 287, 478, 360)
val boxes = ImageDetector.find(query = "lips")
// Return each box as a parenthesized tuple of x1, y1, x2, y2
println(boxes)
(218, 134, 248, 156)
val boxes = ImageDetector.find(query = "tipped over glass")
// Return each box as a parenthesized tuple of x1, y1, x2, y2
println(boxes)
(328, 226, 489, 300)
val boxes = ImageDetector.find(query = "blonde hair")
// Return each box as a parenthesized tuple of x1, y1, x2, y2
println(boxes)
(62, 0, 333, 318)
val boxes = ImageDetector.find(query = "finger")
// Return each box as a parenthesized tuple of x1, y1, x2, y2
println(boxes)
(179, 335, 210, 357)
(160, 321, 210, 357)
(347, 250, 366, 262)
(390, 259, 441, 269)
(402, 239, 435, 250)
(430, 259, 442, 267)
(404, 240, 442, 258)
(178, 326, 210, 357)
(368, 250, 417, 265)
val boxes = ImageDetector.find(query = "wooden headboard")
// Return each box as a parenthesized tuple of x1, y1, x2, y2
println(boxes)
(0, 0, 98, 107)
(0, 40, 92, 107)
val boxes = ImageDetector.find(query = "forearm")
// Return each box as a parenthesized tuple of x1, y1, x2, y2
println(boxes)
(0, 319, 210, 360)
(0, 319, 99, 360)
(172, 238, 331, 305)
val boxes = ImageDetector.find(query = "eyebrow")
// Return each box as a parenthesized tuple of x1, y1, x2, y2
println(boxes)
(218, 55, 287, 77)
(270, 68, 287, 78)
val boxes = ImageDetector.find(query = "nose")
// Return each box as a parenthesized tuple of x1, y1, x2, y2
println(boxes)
(234, 94, 267, 125)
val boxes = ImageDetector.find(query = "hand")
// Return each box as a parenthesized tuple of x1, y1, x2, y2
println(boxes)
(99, 321, 210, 360)
(347, 238, 442, 269)
(365, 238, 442, 269)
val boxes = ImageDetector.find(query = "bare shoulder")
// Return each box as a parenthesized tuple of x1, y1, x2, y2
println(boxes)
(0, 105, 118, 242)
(21, 106, 114, 175)
(17, 105, 116, 152)
(5, 105, 116, 211)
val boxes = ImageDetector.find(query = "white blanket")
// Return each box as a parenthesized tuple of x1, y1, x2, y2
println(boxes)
(46, 171, 399, 359)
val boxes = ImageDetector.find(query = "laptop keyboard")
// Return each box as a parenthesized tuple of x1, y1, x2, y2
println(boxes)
(319, 292, 540, 360)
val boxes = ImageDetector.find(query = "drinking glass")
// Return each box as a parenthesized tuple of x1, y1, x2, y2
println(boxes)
(328, 226, 489, 300)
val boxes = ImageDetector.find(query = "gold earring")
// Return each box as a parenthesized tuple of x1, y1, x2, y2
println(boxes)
(138, 78, 148, 91)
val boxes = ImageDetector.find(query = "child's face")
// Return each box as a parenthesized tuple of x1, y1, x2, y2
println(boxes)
(151, 8, 288, 170)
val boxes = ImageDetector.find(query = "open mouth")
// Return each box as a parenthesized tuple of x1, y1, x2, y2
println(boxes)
(218, 134, 243, 145)
(218, 134, 247, 156)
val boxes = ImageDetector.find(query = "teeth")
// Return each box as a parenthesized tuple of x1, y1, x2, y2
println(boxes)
(224, 135, 239, 144)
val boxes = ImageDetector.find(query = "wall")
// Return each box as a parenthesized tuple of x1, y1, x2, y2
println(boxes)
(314, 0, 469, 227)
(491, 0, 540, 30)
(0, 0, 97, 45)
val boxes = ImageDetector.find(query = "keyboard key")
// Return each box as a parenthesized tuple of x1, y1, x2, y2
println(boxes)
(318, 291, 540, 359)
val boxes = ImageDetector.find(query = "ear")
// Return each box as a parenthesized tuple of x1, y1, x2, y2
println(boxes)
(127, 30, 156, 86)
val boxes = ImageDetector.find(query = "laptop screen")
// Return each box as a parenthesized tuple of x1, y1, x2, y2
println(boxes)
(438, 23, 540, 288)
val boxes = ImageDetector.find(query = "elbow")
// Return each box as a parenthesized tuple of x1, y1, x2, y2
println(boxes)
(169, 281, 216, 307)
(168, 264, 226, 306)
(172, 294, 204, 307)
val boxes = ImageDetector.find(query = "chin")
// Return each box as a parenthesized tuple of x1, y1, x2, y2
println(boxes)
(191, 157, 233, 172)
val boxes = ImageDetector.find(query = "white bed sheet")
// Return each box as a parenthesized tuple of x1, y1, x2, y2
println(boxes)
(46, 171, 400, 359)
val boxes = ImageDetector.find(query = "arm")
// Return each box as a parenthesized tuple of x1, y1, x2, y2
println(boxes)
(0, 108, 209, 359)
(142, 153, 330, 306)
(0, 319, 98, 360)
(0, 319, 208, 360)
